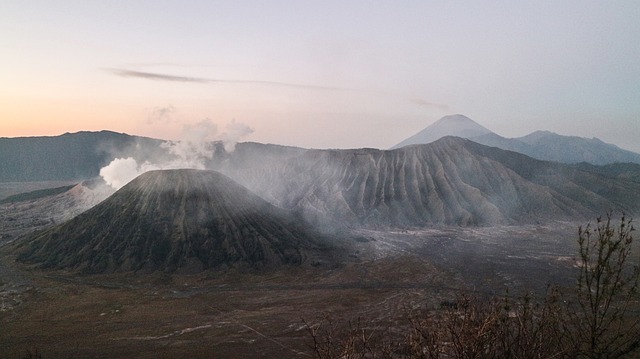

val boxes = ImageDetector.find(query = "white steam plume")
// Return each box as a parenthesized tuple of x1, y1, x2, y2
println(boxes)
(99, 119, 253, 190)
(99, 158, 160, 189)
(146, 105, 176, 124)
(160, 119, 218, 168)
(220, 119, 254, 152)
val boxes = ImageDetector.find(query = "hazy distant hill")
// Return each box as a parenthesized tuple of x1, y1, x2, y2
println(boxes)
(513, 131, 640, 165)
(0, 131, 165, 182)
(4, 125, 639, 186)
(391, 114, 492, 149)
(216, 138, 640, 227)
(393, 116, 640, 165)
(17, 170, 333, 273)
(572, 162, 640, 183)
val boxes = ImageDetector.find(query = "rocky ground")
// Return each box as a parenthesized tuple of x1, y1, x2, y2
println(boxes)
(0, 181, 76, 202)
(0, 182, 111, 246)
(0, 220, 583, 358)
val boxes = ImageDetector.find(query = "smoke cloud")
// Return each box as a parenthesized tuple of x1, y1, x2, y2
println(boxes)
(220, 120, 254, 152)
(410, 98, 450, 111)
(160, 119, 218, 168)
(99, 158, 160, 190)
(147, 105, 176, 124)
(99, 119, 253, 190)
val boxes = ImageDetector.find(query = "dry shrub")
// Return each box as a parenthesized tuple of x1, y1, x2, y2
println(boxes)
(305, 213, 640, 358)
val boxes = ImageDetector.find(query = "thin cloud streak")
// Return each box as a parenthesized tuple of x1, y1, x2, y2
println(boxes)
(106, 68, 348, 91)
(108, 68, 209, 83)
(107, 68, 451, 112)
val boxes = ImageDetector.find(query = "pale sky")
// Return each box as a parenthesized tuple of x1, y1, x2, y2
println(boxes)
(1, 1, 639, 152)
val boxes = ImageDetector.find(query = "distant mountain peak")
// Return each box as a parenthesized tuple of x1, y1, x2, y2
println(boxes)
(391, 117, 640, 165)
(529, 130, 554, 136)
(391, 114, 493, 149)
(435, 114, 478, 123)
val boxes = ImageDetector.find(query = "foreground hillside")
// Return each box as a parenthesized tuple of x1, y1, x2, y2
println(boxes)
(1, 223, 581, 359)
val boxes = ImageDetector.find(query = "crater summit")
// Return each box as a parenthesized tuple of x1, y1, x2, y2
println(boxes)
(17, 169, 333, 273)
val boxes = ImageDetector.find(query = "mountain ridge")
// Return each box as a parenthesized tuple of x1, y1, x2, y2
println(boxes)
(214, 137, 640, 227)
(3, 131, 640, 231)
(392, 115, 640, 165)
(0, 131, 167, 182)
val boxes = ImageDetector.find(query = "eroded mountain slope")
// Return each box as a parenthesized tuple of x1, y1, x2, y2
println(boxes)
(218, 138, 640, 227)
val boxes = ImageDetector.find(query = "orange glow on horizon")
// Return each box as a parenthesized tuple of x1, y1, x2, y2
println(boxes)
(0, 95, 142, 138)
